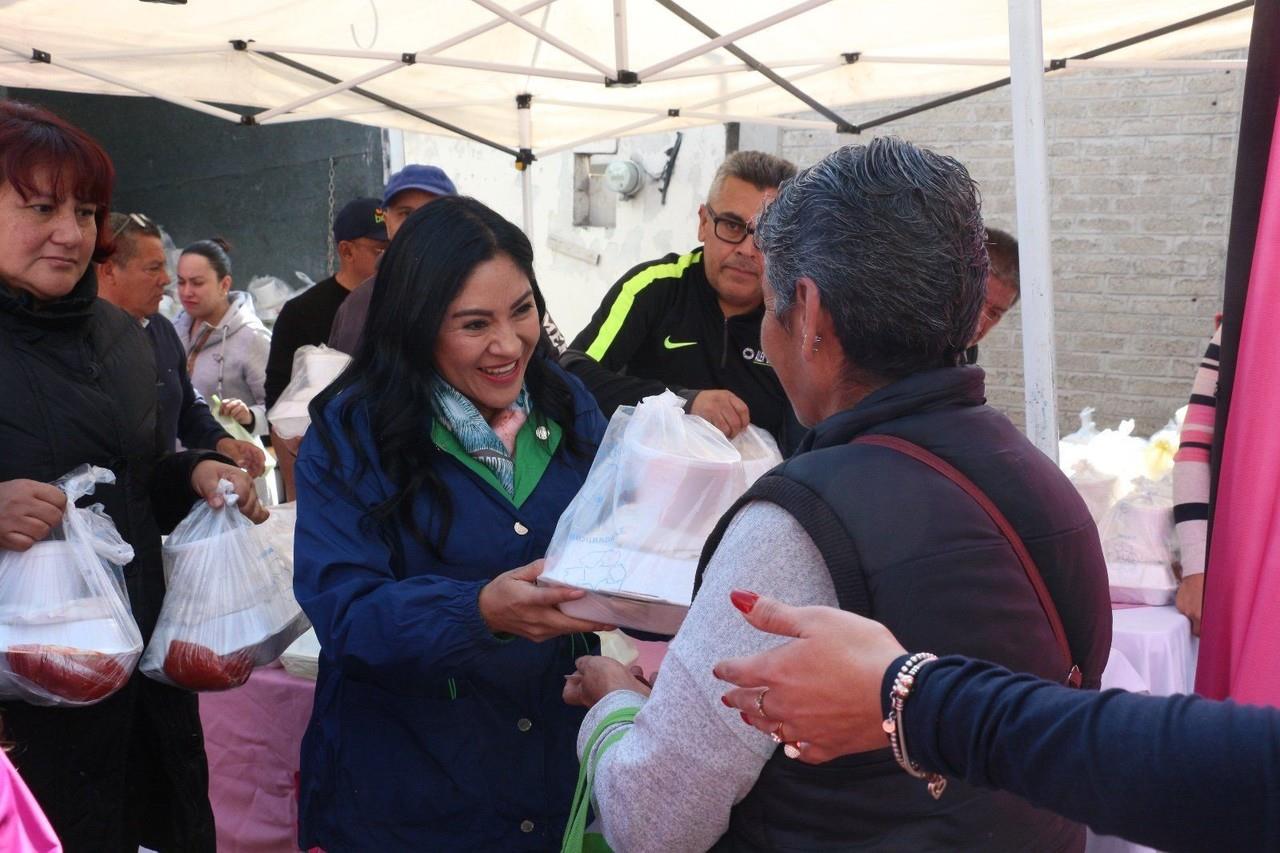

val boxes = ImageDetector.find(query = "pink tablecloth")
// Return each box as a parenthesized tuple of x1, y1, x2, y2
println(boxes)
(199, 665, 316, 853)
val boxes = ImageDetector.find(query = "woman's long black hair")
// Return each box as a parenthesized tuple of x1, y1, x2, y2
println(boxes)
(309, 195, 589, 559)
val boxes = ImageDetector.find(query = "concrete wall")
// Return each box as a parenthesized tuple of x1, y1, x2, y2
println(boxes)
(398, 124, 736, 340)
(2, 88, 385, 296)
(781, 56, 1246, 437)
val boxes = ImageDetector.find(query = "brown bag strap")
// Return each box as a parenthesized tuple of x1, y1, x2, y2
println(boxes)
(852, 434, 1083, 688)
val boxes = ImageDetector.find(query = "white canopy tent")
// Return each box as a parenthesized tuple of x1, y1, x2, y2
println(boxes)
(0, 0, 1256, 452)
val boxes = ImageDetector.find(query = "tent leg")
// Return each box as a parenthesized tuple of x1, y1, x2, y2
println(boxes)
(1007, 0, 1059, 462)
(518, 95, 535, 240)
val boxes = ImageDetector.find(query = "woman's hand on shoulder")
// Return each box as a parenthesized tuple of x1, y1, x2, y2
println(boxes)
(190, 460, 269, 523)
(0, 480, 67, 551)
(478, 559, 614, 642)
(713, 591, 905, 764)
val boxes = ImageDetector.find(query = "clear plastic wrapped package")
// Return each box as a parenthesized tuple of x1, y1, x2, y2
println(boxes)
(266, 345, 352, 441)
(540, 392, 782, 634)
(141, 481, 309, 691)
(0, 466, 142, 706)
(1069, 460, 1119, 527)
(1057, 407, 1098, 476)
(1100, 477, 1178, 605)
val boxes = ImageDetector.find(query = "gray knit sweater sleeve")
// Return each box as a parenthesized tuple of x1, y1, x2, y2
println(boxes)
(577, 501, 838, 853)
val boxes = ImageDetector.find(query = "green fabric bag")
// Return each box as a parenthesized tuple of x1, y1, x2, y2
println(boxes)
(561, 706, 639, 853)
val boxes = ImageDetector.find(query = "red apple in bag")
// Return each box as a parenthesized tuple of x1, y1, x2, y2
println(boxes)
(6, 644, 129, 703)
(162, 640, 254, 691)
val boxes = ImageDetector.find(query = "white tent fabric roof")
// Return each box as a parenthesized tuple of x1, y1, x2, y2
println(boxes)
(0, 0, 1253, 157)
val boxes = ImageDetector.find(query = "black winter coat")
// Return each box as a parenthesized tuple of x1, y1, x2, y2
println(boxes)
(0, 269, 220, 852)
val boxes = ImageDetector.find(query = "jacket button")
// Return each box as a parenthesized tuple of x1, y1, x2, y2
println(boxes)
(517, 717, 532, 732)
(514, 522, 529, 536)
(520, 820, 535, 833)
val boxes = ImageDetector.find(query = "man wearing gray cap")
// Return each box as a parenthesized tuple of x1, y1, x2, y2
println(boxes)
(327, 165, 456, 354)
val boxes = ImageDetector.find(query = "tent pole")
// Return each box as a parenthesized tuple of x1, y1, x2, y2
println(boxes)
(518, 95, 535, 240)
(1007, 0, 1059, 461)
(613, 0, 629, 74)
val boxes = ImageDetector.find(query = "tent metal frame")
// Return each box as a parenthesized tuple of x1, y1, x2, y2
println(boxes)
(0, 0, 1256, 455)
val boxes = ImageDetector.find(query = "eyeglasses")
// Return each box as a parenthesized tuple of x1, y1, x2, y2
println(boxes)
(705, 204, 757, 246)
(111, 212, 155, 240)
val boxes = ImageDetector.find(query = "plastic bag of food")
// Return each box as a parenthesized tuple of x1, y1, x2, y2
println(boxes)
(1141, 408, 1186, 482)
(0, 466, 142, 706)
(1069, 460, 1118, 527)
(246, 275, 294, 326)
(1058, 407, 1098, 475)
(267, 345, 352, 441)
(540, 392, 782, 634)
(141, 481, 309, 691)
(1087, 418, 1148, 500)
(1100, 477, 1177, 605)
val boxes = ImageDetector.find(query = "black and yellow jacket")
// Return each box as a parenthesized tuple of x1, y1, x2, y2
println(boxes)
(561, 249, 800, 452)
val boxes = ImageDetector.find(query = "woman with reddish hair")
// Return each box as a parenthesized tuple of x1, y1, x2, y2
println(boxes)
(0, 99, 264, 852)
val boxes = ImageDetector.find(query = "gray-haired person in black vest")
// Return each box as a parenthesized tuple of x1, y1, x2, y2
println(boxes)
(563, 138, 1111, 852)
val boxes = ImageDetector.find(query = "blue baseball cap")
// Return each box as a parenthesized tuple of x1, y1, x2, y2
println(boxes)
(332, 197, 388, 243)
(382, 164, 457, 207)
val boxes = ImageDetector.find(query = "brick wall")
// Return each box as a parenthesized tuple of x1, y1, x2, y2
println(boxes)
(780, 55, 1245, 437)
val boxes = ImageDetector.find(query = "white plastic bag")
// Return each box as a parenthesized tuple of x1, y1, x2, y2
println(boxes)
(246, 275, 294, 326)
(1100, 477, 1178, 605)
(1141, 406, 1186, 482)
(1069, 460, 1118, 527)
(267, 345, 352, 441)
(141, 481, 309, 690)
(0, 465, 142, 706)
(279, 627, 320, 680)
(540, 392, 782, 634)
(1057, 407, 1098, 475)
(1087, 418, 1148, 499)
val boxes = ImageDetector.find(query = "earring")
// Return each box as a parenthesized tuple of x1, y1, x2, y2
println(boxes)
(812, 334, 822, 353)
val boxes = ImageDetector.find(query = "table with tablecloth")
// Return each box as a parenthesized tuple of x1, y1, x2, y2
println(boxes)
(199, 664, 315, 853)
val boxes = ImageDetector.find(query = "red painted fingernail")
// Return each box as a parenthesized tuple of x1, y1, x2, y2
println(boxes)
(740, 712, 751, 725)
(730, 590, 759, 614)
(721, 695, 732, 707)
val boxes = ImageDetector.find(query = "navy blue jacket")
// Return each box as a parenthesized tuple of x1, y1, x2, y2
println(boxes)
(895, 656, 1280, 853)
(144, 313, 227, 452)
(293, 364, 607, 851)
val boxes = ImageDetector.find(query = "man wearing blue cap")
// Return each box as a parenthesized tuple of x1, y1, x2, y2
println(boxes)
(327, 165, 457, 354)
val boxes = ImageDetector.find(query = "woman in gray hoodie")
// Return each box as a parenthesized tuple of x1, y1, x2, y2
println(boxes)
(175, 239, 272, 437)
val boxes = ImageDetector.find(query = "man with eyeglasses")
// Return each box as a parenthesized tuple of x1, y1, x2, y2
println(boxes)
(97, 212, 266, 477)
(562, 150, 801, 451)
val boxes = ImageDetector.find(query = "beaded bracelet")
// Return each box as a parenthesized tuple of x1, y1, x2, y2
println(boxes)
(882, 652, 947, 800)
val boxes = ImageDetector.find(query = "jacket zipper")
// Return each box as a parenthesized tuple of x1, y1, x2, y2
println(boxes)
(720, 317, 729, 369)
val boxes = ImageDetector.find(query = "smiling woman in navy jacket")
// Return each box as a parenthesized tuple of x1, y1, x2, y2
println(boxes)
(293, 196, 611, 851)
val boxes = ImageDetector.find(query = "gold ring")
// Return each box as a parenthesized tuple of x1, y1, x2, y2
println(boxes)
(755, 687, 769, 719)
